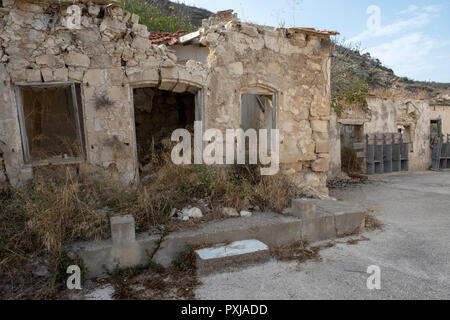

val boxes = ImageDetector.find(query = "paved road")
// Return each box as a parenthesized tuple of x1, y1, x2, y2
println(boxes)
(195, 171, 450, 299)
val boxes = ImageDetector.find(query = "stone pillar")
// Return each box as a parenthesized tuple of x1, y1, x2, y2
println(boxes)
(110, 215, 142, 267)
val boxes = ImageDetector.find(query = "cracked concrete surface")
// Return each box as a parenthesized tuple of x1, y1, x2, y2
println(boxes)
(195, 171, 450, 299)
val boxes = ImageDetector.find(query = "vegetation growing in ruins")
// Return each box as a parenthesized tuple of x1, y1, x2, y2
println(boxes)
(0, 151, 304, 299)
(331, 41, 370, 116)
(120, 0, 196, 32)
(0, 139, 9, 186)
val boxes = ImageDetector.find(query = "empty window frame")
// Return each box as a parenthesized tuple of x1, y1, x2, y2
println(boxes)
(397, 124, 414, 152)
(14, 82, 85, 164)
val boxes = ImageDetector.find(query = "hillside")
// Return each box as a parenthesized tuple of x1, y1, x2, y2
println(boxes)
(332, 43, 450, 100)
(151, 1, 450, 100)
(146, 0, 213, 27)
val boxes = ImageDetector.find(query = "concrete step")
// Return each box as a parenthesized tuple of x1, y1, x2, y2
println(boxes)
(195, 239, 270, 276)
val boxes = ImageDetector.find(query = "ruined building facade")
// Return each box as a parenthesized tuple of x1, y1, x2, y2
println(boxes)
(0, 0, 335, 195)
(329, 96, 432, 177)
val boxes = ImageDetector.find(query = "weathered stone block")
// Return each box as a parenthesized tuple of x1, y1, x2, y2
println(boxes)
(196, 240, 270, 276)
(302, 213, 336, 243)
(83, 69, 103, 85)
(311, 120, 328, 133)
(240, 24, 259, 37)
(65, 52, 90, 68)
(36, 55, 55, 67)
(26, 69, 41, 82)
(41, 68, 53, 82)
(291, 199, 317, 220)
(315, 140, 330, 153)
(110, 215, 136, 246)
(312, 158, 329, 172)
(53, 68, 68, 81)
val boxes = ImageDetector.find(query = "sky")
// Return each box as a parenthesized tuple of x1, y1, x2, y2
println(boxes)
(179, 0, 450, 83)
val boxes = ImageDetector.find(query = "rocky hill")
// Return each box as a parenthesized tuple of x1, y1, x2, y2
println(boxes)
(147, 0, 213, 27)
(332, 43, 450, 100)
(152, 1, 450, 100)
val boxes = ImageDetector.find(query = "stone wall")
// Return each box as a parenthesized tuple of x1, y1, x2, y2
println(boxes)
(200, 16, 332, 194)
(0, 0, 208, 185)
(0, 2, 333, 195)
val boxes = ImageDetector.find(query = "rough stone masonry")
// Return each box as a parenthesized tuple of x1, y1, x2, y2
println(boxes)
(0, 0, 336, 195)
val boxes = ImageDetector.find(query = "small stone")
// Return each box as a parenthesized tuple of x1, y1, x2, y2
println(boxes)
(88, 6, 101, 17)
(222, 207, 239, 217)
(181, 207, 203, 219)
(95, 206, 110, 216)
(240, 210, 252, 217)
(34, 265, 50, 277)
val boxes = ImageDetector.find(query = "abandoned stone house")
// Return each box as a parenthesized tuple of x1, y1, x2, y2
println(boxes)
(329, 96, 435, 177)
(0, 0, 338, 195)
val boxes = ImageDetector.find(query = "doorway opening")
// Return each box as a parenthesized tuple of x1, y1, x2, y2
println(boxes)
(132, 87, 199, 178)
(340, 124, 364, 174)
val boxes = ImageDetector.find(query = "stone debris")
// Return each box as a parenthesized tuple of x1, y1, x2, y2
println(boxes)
(240, 210, 252, 217)
(180, 207, 203, 220)
(222, 207, 239, 217)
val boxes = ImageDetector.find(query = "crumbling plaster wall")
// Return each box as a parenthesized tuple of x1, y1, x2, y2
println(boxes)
(200, 15, 332, 194)
(365, 97, 430, 171)
(0, 0, 207, 184)
(329, 97, 431, 177)
(430, 105, 450, 136)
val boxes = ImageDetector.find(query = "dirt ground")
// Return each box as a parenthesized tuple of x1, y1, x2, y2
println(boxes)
(195, 171, 450, 299)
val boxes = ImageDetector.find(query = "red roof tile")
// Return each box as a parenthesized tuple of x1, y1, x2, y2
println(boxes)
(149, 31, 188, 45)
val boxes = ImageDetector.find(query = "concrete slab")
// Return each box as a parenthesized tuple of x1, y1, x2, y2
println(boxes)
(291, 199, 317, 220)
(72, 203, 366, 278)
(316, 200, 366, 236)
(196, 240, 270, 275)
(302, 212, 336, 243)
(71, 212, 302, 278)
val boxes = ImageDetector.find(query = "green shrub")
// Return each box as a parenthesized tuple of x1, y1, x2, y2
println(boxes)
(120, 0, 195, 32)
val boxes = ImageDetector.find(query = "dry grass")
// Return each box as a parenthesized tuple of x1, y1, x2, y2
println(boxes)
(270, 241, 335, 265)
(341, 146, 362, 175)
(0, 151, 304, 299)
(108, 245, 201, 300)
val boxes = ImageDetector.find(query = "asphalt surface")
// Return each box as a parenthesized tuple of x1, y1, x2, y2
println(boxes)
(195, 171, 450, 299)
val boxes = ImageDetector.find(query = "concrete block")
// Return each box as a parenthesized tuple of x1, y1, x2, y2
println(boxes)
(334, 211, 366, 236)
(291, 199, 316, 220)
(72, 212, 302, 278)
(302, 212, 336, 243)
(110, 215, 136, 246)
(196, 240, 270, 276)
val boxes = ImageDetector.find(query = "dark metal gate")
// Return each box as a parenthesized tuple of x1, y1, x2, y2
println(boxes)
(365, 133, 409, 175)
(433, 134, 450, 170)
